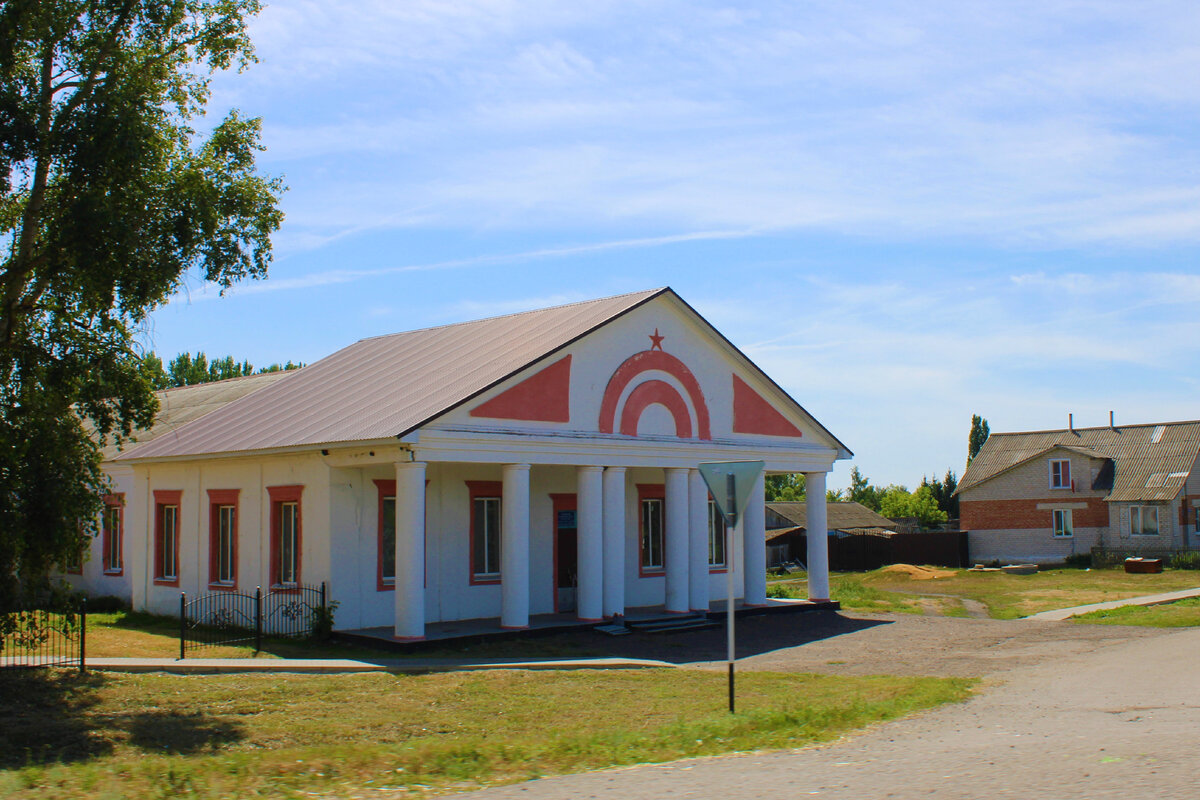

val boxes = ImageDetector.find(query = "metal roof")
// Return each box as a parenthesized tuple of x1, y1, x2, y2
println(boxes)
(957, 420, 1200, 502)
(117, 289, 666, 460)
(766, 501, 896, 531)
(100, 372, 292, 461)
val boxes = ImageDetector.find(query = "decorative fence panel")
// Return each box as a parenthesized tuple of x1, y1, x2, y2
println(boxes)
(0, 600, 86, 672)
(180, 583, 327, 658)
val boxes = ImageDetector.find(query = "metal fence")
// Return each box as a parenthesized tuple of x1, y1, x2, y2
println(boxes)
(180, 583, 327, 658)
(0, 600, 86, 672)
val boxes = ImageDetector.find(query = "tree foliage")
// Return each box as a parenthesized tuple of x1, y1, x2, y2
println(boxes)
(140, 350, 304, 387)
(846, 466, 884, 512)
(764, 473, 805, 501)
(0, 0, 281, 608)
(921, 468, 959, 519)
(968, 414, 990, 464)
(879, 484, 949, 527)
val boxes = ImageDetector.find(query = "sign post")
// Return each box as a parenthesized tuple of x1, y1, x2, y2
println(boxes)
(698, 460, 764, 714)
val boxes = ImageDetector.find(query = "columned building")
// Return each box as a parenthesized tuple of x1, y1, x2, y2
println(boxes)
(99, 288, 850, 639)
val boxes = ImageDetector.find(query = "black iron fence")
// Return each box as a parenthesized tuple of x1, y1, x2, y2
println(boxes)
(180, 583, 328, 657)
(0, 599, 86, 672)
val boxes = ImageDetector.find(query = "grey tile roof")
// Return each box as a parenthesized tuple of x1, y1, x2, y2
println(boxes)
(116, 289, 667, 460)
(100, 372, 293, 461)
(766, 501, 896, 531)
(957, 420, 1200, 502)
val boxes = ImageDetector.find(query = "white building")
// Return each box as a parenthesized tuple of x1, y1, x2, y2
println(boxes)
(74, 288, 850, 640)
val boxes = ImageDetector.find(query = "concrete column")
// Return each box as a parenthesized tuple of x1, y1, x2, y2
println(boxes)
(501, 463, 531, 628)
(602, 467, 627, 617)
(805, 471, 830, 601)
(688, 469, 710, 612)
(664, 467, 690, 613)
(576, 466, 604, 621)
(393, 460, 426, 639)
(742, 470, 768, 606)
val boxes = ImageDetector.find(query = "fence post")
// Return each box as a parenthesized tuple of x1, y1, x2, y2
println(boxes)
(254, 587, 262, 653)
(320, 582, 327, 639)
(79, 597, 87, 674)
(179, 593, 186, 660)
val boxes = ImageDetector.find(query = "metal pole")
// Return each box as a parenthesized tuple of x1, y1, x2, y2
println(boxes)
(726, 472, 737, 714)
(255, 587, 262, 653)
(79, 597, 87, 674)
(179, 593, 185, 660)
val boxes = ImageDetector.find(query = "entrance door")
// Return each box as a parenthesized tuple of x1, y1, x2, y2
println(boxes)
(555, 507, 578, 613)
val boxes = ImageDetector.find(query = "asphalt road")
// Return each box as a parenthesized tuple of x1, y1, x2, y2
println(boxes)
(461, 620, 1200, 799)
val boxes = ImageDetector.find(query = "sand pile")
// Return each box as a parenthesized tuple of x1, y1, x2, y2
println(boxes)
(880, 564, 957, 580)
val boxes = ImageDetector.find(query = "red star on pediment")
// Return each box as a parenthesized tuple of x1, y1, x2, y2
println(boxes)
(649, 328, 665, 351)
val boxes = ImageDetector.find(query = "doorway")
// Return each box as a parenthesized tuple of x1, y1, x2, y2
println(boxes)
(551, 494, 578, 613)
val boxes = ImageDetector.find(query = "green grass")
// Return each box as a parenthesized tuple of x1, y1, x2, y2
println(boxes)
(0, 668, 974, 799)
(1073, 597, 1200, 627)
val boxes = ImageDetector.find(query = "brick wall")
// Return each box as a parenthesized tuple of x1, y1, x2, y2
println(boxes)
(960, 497, 1109, 530)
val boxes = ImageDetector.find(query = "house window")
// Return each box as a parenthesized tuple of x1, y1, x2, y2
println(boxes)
(1049, 459, 1071, 489)
(380, 494, 396, 586)
(208, 490, 239, 588)
(637, 483, 665, 573)
(154, 490, 182, 584)
(466, 480, 502, 583)
(708, 499, 726, 568)
(1131, 505, 1160, 536)
(102, 494, 124, 574)
(268, 485, 303, 587)
(1052, 509, 1073, 537)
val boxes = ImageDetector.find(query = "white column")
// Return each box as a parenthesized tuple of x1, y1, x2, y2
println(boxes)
(688, 469, 710, 612)
(742, 471, 767, 606)
(805, 471, 831, 601)
(602, 467, 627, 618)
(394, 460, 426, 639)
(664, 467, 690, 613)
(576, 466, 604, 621)
(501, 463, 531, 628)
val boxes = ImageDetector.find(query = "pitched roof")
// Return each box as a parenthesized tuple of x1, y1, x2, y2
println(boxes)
(766, 501, 896, 531)
(957, 420, 1200, 502)
(100, 372, 292, 461)
(117, 289, 666, 460)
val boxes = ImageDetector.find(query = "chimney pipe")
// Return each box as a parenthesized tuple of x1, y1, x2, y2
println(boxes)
(1068, 413, 1074, 432)
(1110, 410, 1115, 429)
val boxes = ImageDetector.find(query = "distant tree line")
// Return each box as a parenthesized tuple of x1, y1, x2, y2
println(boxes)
(138, 352, 304, 389)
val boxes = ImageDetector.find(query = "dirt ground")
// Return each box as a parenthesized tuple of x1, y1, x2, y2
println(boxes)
(564, 609, 1169, 678)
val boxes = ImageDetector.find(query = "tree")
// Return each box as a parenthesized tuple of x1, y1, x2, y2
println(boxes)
(968, 414, 990, 464)
(0, 1, 282, 609)
(846, 466, 884, 512)
(922, 468, 959, 519)
(764, 473, 805, 501)
(879, 484, 949, 528)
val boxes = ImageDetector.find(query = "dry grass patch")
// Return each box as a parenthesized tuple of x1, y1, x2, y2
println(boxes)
(0, 667, 973, 799)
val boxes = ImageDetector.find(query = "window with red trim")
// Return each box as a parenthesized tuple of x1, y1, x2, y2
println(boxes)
(268, 485, 303, 588)
(1049, 459, 1071, 489)
(375, 479, 396, 590)
(102, 494, 124, 575)
(637, 484, 665, 574)
(708, 499, 727, 569)
(208, 489, 239, 588)
(154, 490, 182, 585)
(467, 481, 502, 583)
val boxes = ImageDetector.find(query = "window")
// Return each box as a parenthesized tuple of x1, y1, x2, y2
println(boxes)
(375, 479, 396, 590)
(467, 481, 502, 583)
(154, 490, 182, 585)
(1131, 505, 1160, 536)
(637, 483, 665, 573)
(102, 494, 124, 574)
(1050, 459, 1071, 489)
(268, 485, 303, 587)
(1052, 509, 1073, 537)
(708, 499, 727, 568)
(208, 489, 239, 588)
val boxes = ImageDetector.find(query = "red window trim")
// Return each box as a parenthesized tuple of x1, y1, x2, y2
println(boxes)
(153, 489, 182, 586)
(467, 480, 503, 585)
(207, 489, 240, 590)
(637, 483, 666, 577)
(102, 493, 125, 576)
(268, 485, 303, 590)
(374, 478, 431, 592)
(1049, 458, 1071, 489)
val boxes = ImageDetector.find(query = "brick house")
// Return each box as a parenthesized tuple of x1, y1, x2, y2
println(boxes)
(957, 419, 1200, 564)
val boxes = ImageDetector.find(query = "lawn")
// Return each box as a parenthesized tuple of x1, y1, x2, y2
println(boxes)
(769, 566, 1200, 619)
(1073, 596, 1200, 627)
(0, 667, 973, 799)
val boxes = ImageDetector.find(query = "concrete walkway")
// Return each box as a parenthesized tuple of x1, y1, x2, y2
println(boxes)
(1023, 586, 1200, 621)
(81, 655, 674, 674)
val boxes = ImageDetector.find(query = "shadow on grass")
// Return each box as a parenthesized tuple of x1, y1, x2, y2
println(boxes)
(0, 669, 246, 768)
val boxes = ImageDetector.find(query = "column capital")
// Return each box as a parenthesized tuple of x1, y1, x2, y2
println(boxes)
(577, 465, 604, 475)
(503, 462, 531, 473)
(604, 465, 627, 474)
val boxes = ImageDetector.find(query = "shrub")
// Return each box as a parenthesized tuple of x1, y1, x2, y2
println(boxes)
(1170, 552, 1200, 570)
(766, 583, 802, 600)
(85, 595, 130, 612)
(1063, 553, 1092, 569)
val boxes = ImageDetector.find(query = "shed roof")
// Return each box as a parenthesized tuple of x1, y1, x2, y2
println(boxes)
(766, 501, 896, 531)
(957, 420, 1200, 502)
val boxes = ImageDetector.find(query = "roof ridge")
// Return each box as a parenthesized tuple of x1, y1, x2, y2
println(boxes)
(354, 288, 668, 343)
(990, 419, 1200, 437)
(155, 370, 294, 396)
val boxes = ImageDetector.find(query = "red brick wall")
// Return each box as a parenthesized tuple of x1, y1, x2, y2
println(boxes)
(960, 497, 1109, 530)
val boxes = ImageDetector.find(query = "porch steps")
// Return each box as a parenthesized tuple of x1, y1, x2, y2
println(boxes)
(626, 614, 719, 634)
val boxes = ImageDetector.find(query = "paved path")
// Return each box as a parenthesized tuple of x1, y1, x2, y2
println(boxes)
(79, 655, 673, 674)
(1023, 586, 1200, 620)
(463, 624, 1200, 799)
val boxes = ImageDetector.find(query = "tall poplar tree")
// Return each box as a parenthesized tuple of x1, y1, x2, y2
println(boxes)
(0, 0, 283, 608)
(968, 414, 990, 464)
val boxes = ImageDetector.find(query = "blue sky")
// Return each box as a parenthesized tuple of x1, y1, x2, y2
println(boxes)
(149, 0, 1200, 490)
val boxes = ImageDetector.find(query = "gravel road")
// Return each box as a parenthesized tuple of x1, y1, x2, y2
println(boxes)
(458, 611, 1200, 799)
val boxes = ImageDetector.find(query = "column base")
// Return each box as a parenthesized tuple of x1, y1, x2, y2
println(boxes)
(576, 617, 603, 623)
(392, 635, 426, 642)
(665, 608, 692, 614)
(500, 624, 530, 630)
(807, 597, 830, 603)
